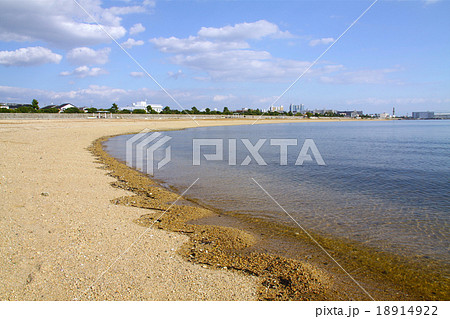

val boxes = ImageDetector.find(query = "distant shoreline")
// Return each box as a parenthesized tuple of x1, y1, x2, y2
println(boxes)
(0, 112, 395, 121)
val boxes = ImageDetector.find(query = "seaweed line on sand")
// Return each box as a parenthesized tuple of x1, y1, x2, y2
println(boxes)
(90, 135, 333, 300)
(90, 134, 449, 301)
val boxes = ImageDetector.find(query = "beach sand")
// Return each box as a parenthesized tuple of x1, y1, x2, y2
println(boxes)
(0, 118, 322, 301)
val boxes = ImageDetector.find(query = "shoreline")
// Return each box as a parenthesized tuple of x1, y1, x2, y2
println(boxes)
(99, 123, 448, 300)
(94, 134, 332, 300)
(1, 118, 447, 300)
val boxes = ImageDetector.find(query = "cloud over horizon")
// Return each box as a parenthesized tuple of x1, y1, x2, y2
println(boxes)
(198, 20, 293, 40)
(150, 20, 342, 82)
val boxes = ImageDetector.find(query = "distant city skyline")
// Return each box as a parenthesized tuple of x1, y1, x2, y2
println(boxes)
(0, 0, 449, 116)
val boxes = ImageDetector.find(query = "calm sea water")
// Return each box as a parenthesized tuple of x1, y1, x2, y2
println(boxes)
(105, 120, 449, 263)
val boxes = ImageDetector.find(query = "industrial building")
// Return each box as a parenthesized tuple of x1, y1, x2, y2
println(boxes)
(412, 112, 435, 119)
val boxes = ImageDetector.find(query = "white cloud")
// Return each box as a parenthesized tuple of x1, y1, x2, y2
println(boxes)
(66, 47, 111, 65)
(150, 36, 249, 54)
(153, 21, 396, 86)
(60, 65, 108, 78)
(130, 71, 145, 78)
(161, 45, 341, 82)
(150, 21, 345, 82)
(171, 50, 303, 82)
(150, 19, 292, 54)
(198, 20, 293, 40)
(129, 23, 146, 35)
(0, 0, 151, 48)
(309, 37, 335, 47)
(121, 38, 144, 49)
(0, 46, 62, 66)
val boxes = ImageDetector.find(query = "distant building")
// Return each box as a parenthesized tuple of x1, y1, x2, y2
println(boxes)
(289, 104, 304, 113)
(132, 101, 147, 109)
(59, 103, 77, 111)
(434, 112, 450, 119)
(235, 108, 249, 114)
(41, 103, 77, 112)
(270, 105, 284, 112)
(311, 109, 337, 115)
(132, 101, 163, 113)
(378, 112, 390, 119)
(412, 112, 434, 119)
(337, 110, 363, 118)
(147, 104, 163, 113)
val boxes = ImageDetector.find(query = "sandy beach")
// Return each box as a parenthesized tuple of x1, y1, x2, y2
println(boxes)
(0, 117, 323, 301)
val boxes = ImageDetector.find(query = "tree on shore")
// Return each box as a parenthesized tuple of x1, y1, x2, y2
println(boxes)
(161, 106, 172, 114)
(39, 107, 59, 113)
(110, 103, 119, 113)
(31, 99, 39, 110)
(223, 107, 232, 115)
(63, 107, 83, 113)
(147, 105, 157, 114)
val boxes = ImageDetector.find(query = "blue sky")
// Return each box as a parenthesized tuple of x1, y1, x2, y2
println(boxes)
(0, 0, 448, 115)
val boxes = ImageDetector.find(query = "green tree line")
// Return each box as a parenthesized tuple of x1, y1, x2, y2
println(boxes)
(1, 100, 365, 118)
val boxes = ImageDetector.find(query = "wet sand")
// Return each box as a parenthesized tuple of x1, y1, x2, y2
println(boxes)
(0, 117, 327, 300)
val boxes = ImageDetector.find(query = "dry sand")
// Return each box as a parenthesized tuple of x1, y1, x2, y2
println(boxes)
(0, 118, 318, 300)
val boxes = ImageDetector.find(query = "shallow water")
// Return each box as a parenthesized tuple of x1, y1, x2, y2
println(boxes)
(105, 120, 449, 264)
